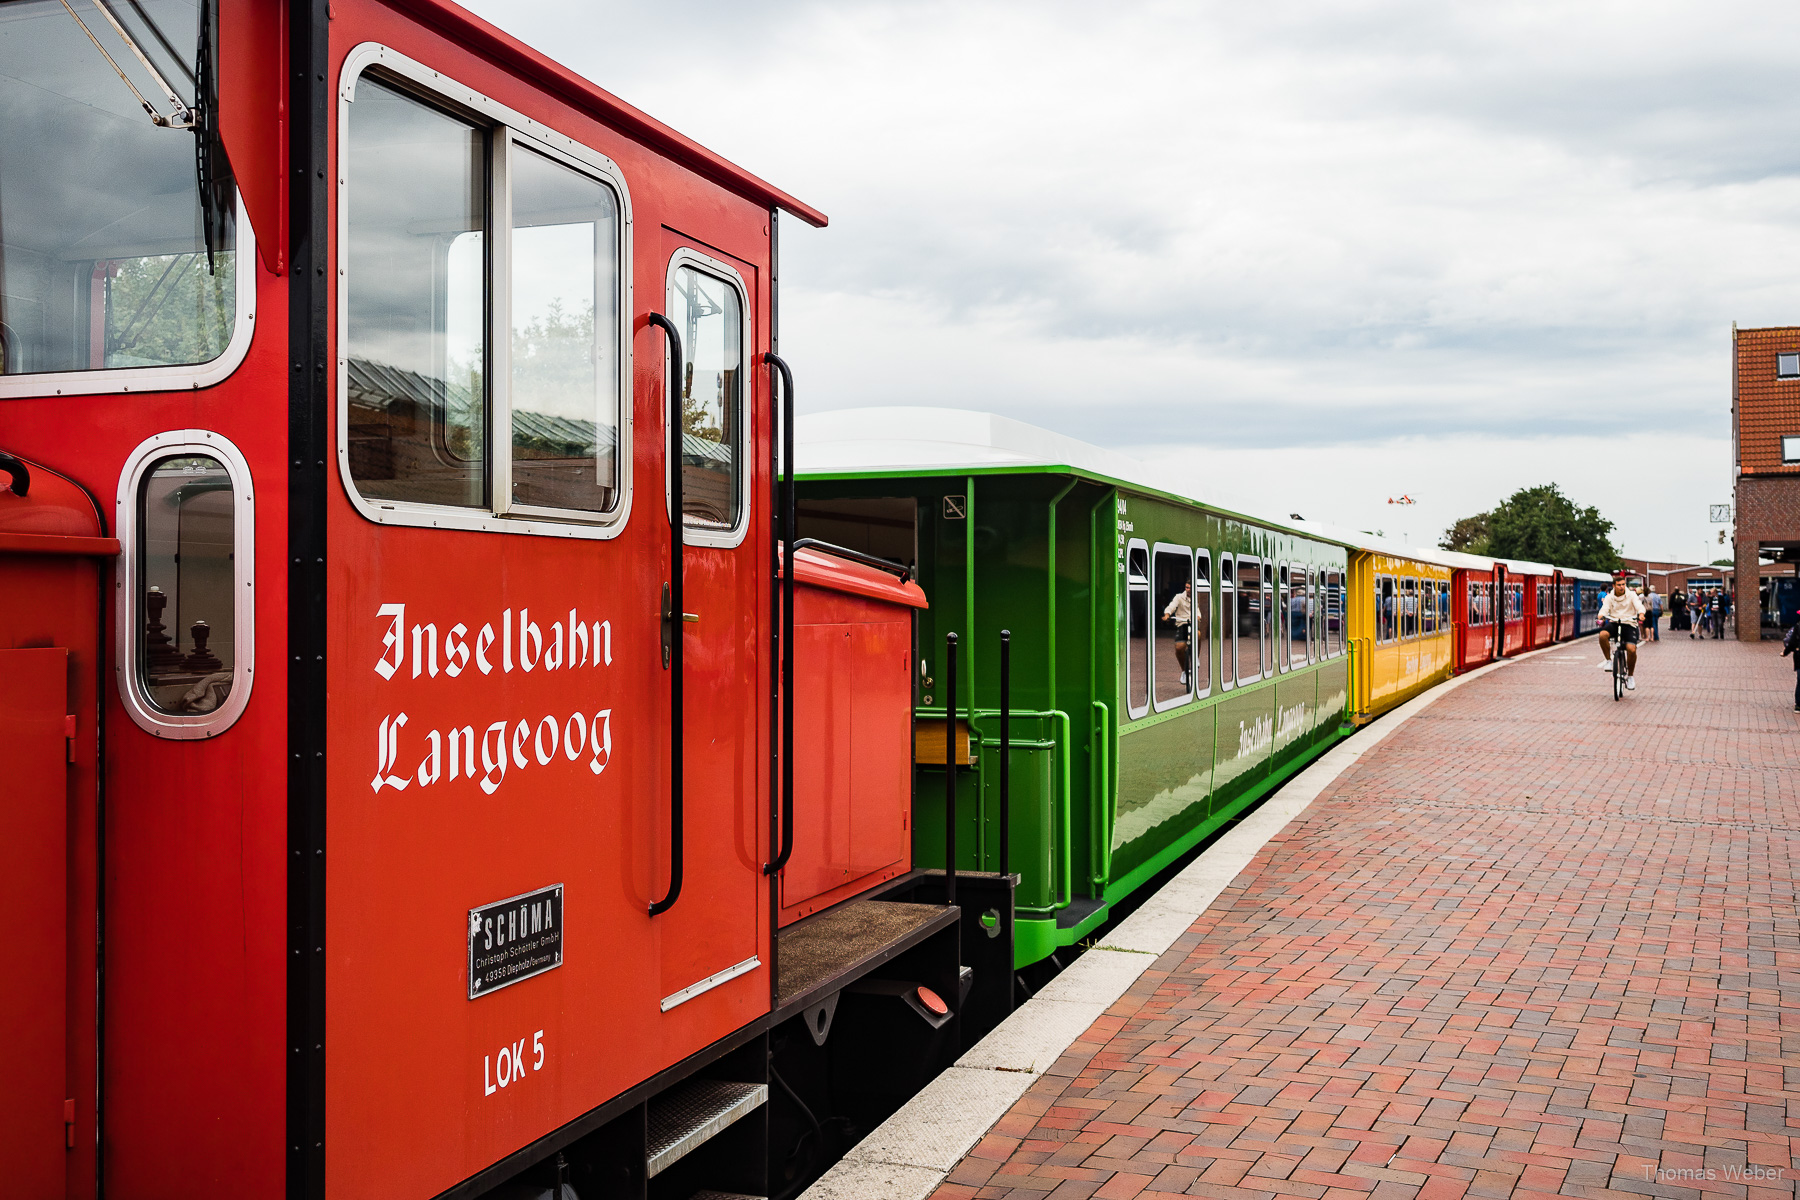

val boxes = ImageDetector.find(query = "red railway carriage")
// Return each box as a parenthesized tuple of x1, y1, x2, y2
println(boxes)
(0, 3, 1005, 1198)
(1442, 552, 1500, 673)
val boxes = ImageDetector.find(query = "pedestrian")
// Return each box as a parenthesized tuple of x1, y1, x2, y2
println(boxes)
(1647, 588, 1663, 641)
(1670, 589, 1688, 632)
(1784, 621, 1800, 712)
(1693, 593, 1709, 639)
(1717, 589, 1732, 638)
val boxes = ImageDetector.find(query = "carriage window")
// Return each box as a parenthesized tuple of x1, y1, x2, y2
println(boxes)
(0, 0, 240, 379)
(136, 455, 234, 713)
(1236, 556, 1263, 683)
(1420, 577, 1435, 635)
(1219, 554, 1235, 689)
(1287, 564, 1308, 668)
(1194, 552, 1213, 696)
(509, 144, 622, 515)
(1326, 569, 1343, 656)
(346, 78, 487, 507)
(1276, 564, 1291, 674)
(1439, 582, 1452, 631)
(1402, 577, 1419, 638)
(669, 263, 744, 532)
(1125, 542, 1150, 718)
(1376, 576, 1395, 643)
(1153, 547, 1193, 708)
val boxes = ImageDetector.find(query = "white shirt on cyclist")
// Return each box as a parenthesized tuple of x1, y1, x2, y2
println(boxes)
(1598, 589, 1645, 625)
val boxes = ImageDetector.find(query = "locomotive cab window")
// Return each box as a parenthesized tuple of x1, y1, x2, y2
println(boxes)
(1125, 540, 1150, 718)
(667, 253, 748, 539)
(117, 431, 254, 737)
(340, 51, 634, 538)
(1152, 545, 1193, 710)
(0, 0, 253, 396)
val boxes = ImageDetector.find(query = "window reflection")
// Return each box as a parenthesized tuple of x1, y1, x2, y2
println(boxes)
(1125, 544, 1150, 715)
(138, 455, 234, 713)
(510, 144, 620, 514)
(1153, 548, 1192, 705)
(346, 78, 486, 507)
(0, 0, 237, 376)
(1236, 557, 1262, 683)
(669, 265, 743, 531)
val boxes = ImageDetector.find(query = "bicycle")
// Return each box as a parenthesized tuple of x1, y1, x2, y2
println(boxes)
(1607, 619, 1629, 700)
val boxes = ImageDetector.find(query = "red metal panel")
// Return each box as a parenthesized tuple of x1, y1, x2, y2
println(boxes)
(847, 620, 911, 877)
(219, 0, 288, 274)
(783, 624, 856, 909)
(0, 647, 69, 1198)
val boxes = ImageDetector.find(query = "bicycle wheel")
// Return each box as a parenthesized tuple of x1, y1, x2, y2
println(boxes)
(1613, 651, 1624, 700)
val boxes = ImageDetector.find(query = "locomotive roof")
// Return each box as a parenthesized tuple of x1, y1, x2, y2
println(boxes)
(423, 0, 827, 227)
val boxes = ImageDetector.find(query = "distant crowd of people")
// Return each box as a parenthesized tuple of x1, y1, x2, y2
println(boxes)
(1666, 587, 1729, 639)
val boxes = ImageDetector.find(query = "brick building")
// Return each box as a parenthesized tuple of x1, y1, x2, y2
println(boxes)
(1733, 324, 1800, 639)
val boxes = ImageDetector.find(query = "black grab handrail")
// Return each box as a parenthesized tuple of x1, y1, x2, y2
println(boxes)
(765, 352, 797, 876)
(0, 449, 29, 497)
(648, 312, 685, 917)
(791, 537, 912, 584)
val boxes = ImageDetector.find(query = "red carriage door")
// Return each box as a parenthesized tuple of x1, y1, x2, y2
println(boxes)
(656, 236, 767, 1014)
(0, 647, 69, 1195)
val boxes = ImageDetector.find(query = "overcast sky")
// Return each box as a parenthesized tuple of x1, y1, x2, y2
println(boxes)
(467, 0, 1797, 563)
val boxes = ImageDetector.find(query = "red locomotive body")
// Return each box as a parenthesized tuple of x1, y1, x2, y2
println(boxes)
(0, 3, 997, 1198)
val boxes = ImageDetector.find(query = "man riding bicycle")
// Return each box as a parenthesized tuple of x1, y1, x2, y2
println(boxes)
(1597, 573, 1646, 690)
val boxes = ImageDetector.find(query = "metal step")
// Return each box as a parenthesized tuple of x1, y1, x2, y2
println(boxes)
(645, 1079, 767, 1178)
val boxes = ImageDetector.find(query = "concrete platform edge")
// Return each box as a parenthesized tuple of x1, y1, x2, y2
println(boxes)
(798, 651, 1534, 1200)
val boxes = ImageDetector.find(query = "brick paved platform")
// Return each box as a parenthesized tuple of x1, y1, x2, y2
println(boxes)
(935, 637, 1800, 1200)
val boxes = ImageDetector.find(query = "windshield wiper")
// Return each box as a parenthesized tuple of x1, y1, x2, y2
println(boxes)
(58, 0, 195, 128)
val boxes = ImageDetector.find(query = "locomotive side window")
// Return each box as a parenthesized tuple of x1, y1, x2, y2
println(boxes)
(1193, 551, 1213, 697)
(117, 431, 255, 738)
(508, 144, 622, 516)
(339, 49, 635, 539)
(1152, 545, 1192, 710)
(1125, 540, 1150, 719)
(668, 257, 747, 536)
(1236, 556, 1262, 684)
(0, 0, 252, 396)
(346, 79, 488, 508)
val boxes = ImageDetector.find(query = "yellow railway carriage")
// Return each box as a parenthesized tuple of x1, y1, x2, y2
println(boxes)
(1347, 547, 1456, 722)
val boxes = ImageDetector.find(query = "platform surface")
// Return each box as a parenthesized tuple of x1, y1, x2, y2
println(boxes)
(933, 636, 1800, 1200)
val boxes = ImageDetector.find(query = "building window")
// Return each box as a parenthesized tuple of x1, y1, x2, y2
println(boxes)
(1779, 353, 1800, 379)
(1784, 436, 1800, 464)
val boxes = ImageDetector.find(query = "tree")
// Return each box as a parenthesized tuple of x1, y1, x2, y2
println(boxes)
(1710, 558, 1733, 567)
(1439, 512, 1491, 554)
(1480, 484, 1620, 572)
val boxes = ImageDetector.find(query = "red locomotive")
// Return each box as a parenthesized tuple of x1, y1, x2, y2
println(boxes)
(0, 2, 1011, 1197)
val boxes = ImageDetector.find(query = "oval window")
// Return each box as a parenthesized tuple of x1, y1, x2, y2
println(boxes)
(117, 432, 254, 737)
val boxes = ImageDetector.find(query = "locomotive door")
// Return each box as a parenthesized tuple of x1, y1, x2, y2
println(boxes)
(656, 234, 765, 1010)
(0, 647, 70, 1196)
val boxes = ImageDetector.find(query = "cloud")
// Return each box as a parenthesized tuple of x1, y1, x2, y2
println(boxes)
(463, 0, 1777, 560)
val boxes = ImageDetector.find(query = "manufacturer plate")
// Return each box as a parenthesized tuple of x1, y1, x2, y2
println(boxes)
(468, 883, 563, 999)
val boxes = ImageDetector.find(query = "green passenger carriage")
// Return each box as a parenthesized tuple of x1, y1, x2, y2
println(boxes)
(797, 409, 1355, 968)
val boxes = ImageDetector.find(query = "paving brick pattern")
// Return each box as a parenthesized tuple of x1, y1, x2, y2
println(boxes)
(934, 638, 1800, 1200)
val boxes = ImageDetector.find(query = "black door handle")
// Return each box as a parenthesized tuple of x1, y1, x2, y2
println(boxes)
(648, 312, 685, 917)
(764, 351, 796, 876)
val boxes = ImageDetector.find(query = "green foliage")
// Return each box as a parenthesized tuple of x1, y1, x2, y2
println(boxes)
(1474, 483, 1621, 572)
(105, 252, 236, 368)
(1439, 512, 1492, 555)
(1710, 558, 1733, 566)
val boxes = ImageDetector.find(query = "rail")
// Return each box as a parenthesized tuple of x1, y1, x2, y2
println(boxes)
(648, 312, 684, 918)
(1090, 699, 1111, 892)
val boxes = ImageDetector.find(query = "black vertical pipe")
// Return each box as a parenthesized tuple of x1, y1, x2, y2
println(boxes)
(764, 352, 796, 874)
(999, 629, 1010, 879)
(648, 312, 684, 916)
(944, 631, 957, 908)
